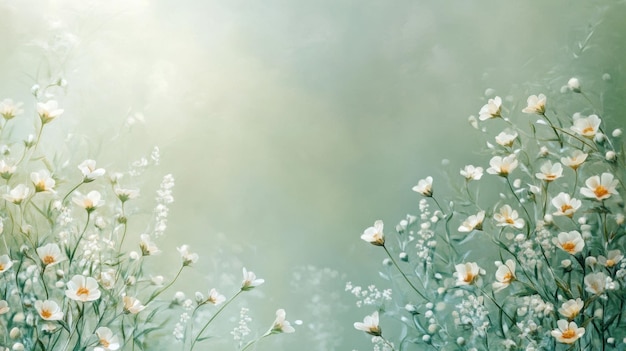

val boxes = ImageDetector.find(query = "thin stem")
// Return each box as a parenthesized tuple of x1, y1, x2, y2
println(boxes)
(190, 290, 243, 351)
(146, 265, 185, 304)
(382, 245, 427, 300)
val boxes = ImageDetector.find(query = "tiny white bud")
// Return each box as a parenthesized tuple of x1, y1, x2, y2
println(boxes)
(405, 304, 417, 313)
(612, 128, 622, 137)
(567, 77, 581, 92)
(382, 258, 392, 266)
(561, 259, 572, 268)
(12, 343, 24, 351)
(129, 251, 140, 260)
(457, 337, 465, 345)
(594, 132, 606, 143)
(586, 256, 597, 266)
(602, 73, 611, 81)
(594, 308, 603, 319)
(607, 337, 615, 344)
(543, 214, 553, 224)
(513, 178, 521, 188)
(606, 151, 616, 161)
(195, 292, 204, 303)
(422, 334, 431, 343)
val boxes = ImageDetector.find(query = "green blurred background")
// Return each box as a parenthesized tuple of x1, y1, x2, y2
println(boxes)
(1, 0, 625, 349)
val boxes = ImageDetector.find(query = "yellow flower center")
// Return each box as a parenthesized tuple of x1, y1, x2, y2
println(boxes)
(560, 204, 573, 213)
(505, 218, 515, 225)
(77, 287, 90, 296)
(502, 272, 513, 283)
(35, 181, 47, 192)
(0, 263, 4, 271)
(606, 259, 615, 267)
(463, 272, 475, 283)
(545, 174, 557, 181)
(41, 309, 52, 319)
(43, 255, 55, 265)
(594, 185, 609, 198)
(582, 126, 595, 135)
(100, 339, 110, 348)
(561, 328, 576, 339)
(561, 242, 576, 253)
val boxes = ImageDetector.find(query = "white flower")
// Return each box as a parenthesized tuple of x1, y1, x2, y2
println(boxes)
(571, 114, 601, 138)
(270, 308, 295, 334)
(522, 94, 547, 114)
(553, 231, 584, 255)
(123, 296, 146, 314)
(560, 150, 588, 170)
(551, 319, 584, 344)
(37, 100, 64, 124)
(98, 269, 116, 290)
(492, 259, 515, 292)
(0, 254, 13, 273)
(486, 155, 518, 177)
(478, 96, 502, 120)
(598, 250, 623, 268)
(206, 288, 225, 305)
(584, 272, 608, 295)
(412, 176, 433, 197)
(558, 298, 583, 319)
(454, 262, 481, 286)
(114, 188, 139, 202)
(65, 275, 101, 302)
(580, 173, 619, 201)
(31, 170, 56, 193)
(567, 77, 581, 92)
(3, 184, 30, 204)
(241, 267, 264, 290)
(551, 193, 581, 218)
(139, 234, 160, 256)
(535, 161, 563, 182)
(493, 205, 525, 229)
(78, 159, 106, 182)
(495, 130, 518, 147)
(354, 311, 381, 336)
(34, 300, 64, 321)
(0, 159, 16, 179)
(0, 99, 23, 120)
(458, 211, 485, 232)
(36, 243, 65, 267)
(95, 327, 120, 351)
(72, 190, 103, 211)
(460, 165, 483, 180)
(177, 245, 199, 266)
(361, 220, 385, 246)
(0, 300, 9, 314)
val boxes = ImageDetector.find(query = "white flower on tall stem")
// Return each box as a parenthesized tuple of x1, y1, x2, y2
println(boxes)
(492, 259, 516, 292)
(551, 319, 584, 344)
(269, 309, 295, 334)
(177, 245, 199, 266)
(567, 78, 581, 92)
(354, 311, 381, 336)
(34, 300, 64, 321)
(361, 220, 385, 246)
(139, 234, 160, 256)
(3, 184, 30, 204)
(458, 211, 485, 232)
(0, 99, 23, 120)
(241, 267, 264, 291)
(72, 190, 103, 212)
(558, 298, 583, 320)
(495, 130, 518, 147)
(551, 193, 581, 218)
(460, 165, 483, 180)
(123, 296, 146, 314)
(36, 243, 65, 267)
(553, 231, 584, 255)
(78, 159, 106, 182)
(31, 169, 56, 193)
(37, 100, 64, 124)
(206, 288, 225, 305)
(454, 262, 482, 286)
(0, 160, 16, 179)
(0, 254, 13, 273)
(521, 94, 547, 114)
(114, 188, 139, 202)
(486, 155, 518, 177)
(493, 205, 525, 229)
(65, 275, 101, 302)
(560, 150, 588, 170)
(412, 176, 433, 197)
(535, 161, 563, 182)
(0, 300, 9, 314)
(571, 114, 601, 138)
(95, 327, 120, 351)
(598, 250, 623, 268)
(584, 272, 608, 295)
(478, 96, 502, 120)
(580, 173, 619, 201)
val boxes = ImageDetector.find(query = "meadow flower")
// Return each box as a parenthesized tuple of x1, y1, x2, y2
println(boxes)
(495, 130, 517, 147)
(123, 296, 146, 314)
(492, 259, 515, 292)
(454, 262, 482, 286)
(34, 300, 64, 321)
(598, 250, 623, 268)
(139, 234, 160, 256)
(553, 231, 584, 255)
(177, 245, 199, 266)
(31, 170, 56, 193)
(78, 159, 106, 182)
(551, 192, 581, 218)
(571, 114, 601, 138)
(560, 150, 587, 170)
(558, 298, 583, 319)
(478, 96, 502, 120)
(241, 267, 264, 290)
(460, 165, 483, 180)
(0, 300, 9, 314)
(37, 100, 64, 124)
(551, 320, 584, 344)
(72, 190, 104, 211)
(584, 272, 608, 295)
(535, 161, 563, 182)
(458, 211, 485, 232)
(412, 176, 433, 197)
(0, 159, 16, 179)
(567, 77, 581, 92)
(65, 275, 101, 302)
(354, 311, 381, 336)
(270, 308, 295, 334)
(95, 327, 120, 351)
(580, 173, 619, 201)
(0, 99, 23, 120)
(361, 220, 385, 246)
(98, 269, 116, 290)
(114, 187, 140, 202)
(493, 205, 525, 229)
(486, 155, 518, 177)
(36, 243, 65, 267)
(521, 94, 546, 114)
(206, 288, 225, 305)
(4, 184, 30, 204)
(0, 254, 13, 273)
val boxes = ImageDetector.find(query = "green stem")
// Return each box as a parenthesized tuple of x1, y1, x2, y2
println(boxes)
(146, 265, 185, 304)
(382, 245, 427, 300)
(190, 290, 243, 351)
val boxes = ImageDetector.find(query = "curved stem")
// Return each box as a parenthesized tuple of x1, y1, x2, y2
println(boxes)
(382, 245, 427, 300)
(190, 290, 243, 351)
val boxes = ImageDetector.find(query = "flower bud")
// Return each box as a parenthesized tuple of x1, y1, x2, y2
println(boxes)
(10, 327, 21, 339)
(567, 77, 581, 92)
(612, 128, 622, 137)
(605, 151, 616, 161)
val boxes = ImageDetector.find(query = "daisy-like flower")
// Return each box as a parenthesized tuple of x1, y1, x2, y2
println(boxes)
(458, 211, 485, 232)
(241, 267, 264, 291)
(571, 114, 601, 138)
(460, 165, 483, 181)
(0, 254, 13, 273)
(493, 205, 525, 229)
(558, 298, 583, 320)
(522, 94, 547, 114)
(36, 243, 65, 267)
(495, 130, 518, 147)
(580, 173, 619, 201)
(454, 262, 482, 286)
(553, 231, 584, 255)
(560, 150, 588, 170)
(0, 160, 16, 180)
(269, 308, 295, 334)
(177, 245, 199, 266)
(114, 188, 139, 202)
(584, 272, 608, 295)
(123, 296, 146, 314)
(486, 155, 518, 177)
(3, 184, 30, 204)
(65, 275, 101, 302)
(139, 234, 160, 256)
(354, 311, 381, 336)
(37, 100, 64, 124)
(34, 300, 64, 321)
(492, 259, 516, 292)
(598, 250, 623, 268)
(0, 99, 24, 120)
(551, 320, 585, 344)
(72, 190, 104, 212)
(361, 220, 385, 246)
(412, 176, 433, 197)
(551, 193, 581, 218)
(206, 288, 226, 305)
(535, 161, 563, 182)
(478, 96, 502, 120)
(31, 169, 56, 193)
(0, 300, 9, 314)
(78, 159, 106, 182)
(95, 327, 120, 351)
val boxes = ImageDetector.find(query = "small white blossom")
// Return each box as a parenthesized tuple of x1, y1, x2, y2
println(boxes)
(535, 161, 563, 182)
(479, 96, 502, 120)
(580, 173, 619, 201)
(493, 205, 525, 229)
(487, 155, 518, 177)
(553, 231, 584, 255)
(551, 320, 584, 344)
(78, 159, 106, 182)
(37, 100, 64, 124)
(551, 193, 581, 218)
(571, 114, 601, 138)
(412, 176, 433, 197)
(460, 165, 483, 180)
(354, 311, 381, 336)
(361, 220, 385, 246)
(241, 267, 264, 290)
(522, 94, 546, 114)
